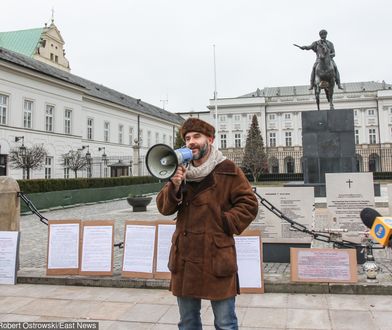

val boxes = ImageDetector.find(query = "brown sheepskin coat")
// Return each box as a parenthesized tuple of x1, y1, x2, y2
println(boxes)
(156, 159, 258, 300)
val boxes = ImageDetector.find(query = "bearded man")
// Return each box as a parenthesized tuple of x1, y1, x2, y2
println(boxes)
(156, 117, 258, 330)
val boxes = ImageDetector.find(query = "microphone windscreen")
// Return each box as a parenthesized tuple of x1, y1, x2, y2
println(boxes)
(360, 208, 381, 229)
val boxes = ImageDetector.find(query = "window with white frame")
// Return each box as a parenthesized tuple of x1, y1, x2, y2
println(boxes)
(104, 121, 110, 142)
(354, 110, 358, 117)
(285, 131, 292, 147)
(162, 133, 166, 144)
(119, 124, 124, 144)
(220, 134, 227, 149)
(269, 132, 277, 147)
(87, 118, 94, 140)
(369, 128, 376, 144)
(45, 156, 53, 179)
(0, 94, 8, 125)
(129, 127, 134, 145)
(64, 109, 72, 134)
(155, 132, 159, 144)
(234, 133, 241, 148)
(147, 130, 151, 147)
(24, 99, 33, 128)
(355, 129, 359, 144)
(284, 113, 291, 120)
(368, 109, 375, 116)
(219, 115, 226, 122)
(169, 135, 172, 146)
(234, 115, 241, 122)
(45, 104, 54, 132)
(269, 114, 276, 120)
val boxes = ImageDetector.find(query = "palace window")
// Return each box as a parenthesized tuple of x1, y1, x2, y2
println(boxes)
(119, 124, 124, 144)
(234, 133, 241, 148)
(220, 134, 227, 149)
(45, 105, 54, 132)
(147, 130, 151, 147)
(104, 121, 110, 142)
(128, 127, 134, 145)
(285, 131, 292, 147)
(24, 99, 33, 128)
(64, 109, 72, 134)
(369, 128, 376, 144)
(367, 109, 375, 116)
(45, 156, 53, 179)
(0, 94, 8, 125)
(87, 118, 94, 140)
(355, 129, 359, 144)
(269, 132, 277, 147)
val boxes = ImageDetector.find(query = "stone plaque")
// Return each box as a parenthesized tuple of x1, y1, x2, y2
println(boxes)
(255, 187, 314, 240)
(326, 172, 374, 241)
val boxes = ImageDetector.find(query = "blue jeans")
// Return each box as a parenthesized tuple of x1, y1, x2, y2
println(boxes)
(177, 296, 238, 330)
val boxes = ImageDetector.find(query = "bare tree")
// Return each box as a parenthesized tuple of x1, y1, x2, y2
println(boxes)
(241, 114, 268, 182)
(61, 150, 88, 178)
(9, 144, 47, 179)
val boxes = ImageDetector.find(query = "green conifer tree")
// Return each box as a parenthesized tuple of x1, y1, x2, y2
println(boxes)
(241, 114, 268, 182)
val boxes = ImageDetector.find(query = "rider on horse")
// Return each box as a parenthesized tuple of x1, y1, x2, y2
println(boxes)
(299, 29, 343, 90)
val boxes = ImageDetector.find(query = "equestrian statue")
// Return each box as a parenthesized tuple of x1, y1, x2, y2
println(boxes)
(294, 29, 343, 110)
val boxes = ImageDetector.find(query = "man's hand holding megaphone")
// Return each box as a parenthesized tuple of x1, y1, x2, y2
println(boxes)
(171, 165, 187, 192)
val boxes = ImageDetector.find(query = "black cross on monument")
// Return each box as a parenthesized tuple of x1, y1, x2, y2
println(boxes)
(346, 179, 353, 188)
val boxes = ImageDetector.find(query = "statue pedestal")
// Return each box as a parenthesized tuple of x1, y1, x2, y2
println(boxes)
(294, 109, 357, 197)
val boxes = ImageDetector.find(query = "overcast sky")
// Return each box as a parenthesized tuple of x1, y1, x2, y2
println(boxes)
(2, 0, 392, 113)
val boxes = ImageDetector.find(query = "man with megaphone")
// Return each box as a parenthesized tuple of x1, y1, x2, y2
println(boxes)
(156, 117, 258, 330)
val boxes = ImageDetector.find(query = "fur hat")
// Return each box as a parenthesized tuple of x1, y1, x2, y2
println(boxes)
(180, 118, 215, 140)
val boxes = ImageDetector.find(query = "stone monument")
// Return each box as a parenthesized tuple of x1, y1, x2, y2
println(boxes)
(302, 109, 356, 196)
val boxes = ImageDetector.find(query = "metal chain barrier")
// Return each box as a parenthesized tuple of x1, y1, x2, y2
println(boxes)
(18, 190, 383, 251)
(18, 191, 124, 248)
(253, 189, 384, 250)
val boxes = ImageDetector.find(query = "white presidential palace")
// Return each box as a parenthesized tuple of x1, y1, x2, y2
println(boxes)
(1, 20, 392, 179)
(0, 20, 183, 179)
(183, 81, 392, 174)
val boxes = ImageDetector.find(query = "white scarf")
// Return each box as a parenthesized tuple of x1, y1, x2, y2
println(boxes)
(186, 145, 226, 182)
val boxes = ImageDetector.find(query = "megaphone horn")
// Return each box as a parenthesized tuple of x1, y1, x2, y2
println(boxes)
(145, 144, 193, 179)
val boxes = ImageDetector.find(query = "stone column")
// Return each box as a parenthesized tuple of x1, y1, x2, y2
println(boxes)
(0, 177, 20, 231)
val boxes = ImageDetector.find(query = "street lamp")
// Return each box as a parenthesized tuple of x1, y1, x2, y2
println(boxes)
(15, 136, 26, 156)
(82, 145, 92, 178)
(98, 147, 108, 178)
(82, 145, 91, 162)
(98, 147, 108, 164)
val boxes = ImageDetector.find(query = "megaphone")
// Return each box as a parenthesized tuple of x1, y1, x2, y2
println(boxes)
(145, 144, 193, 179)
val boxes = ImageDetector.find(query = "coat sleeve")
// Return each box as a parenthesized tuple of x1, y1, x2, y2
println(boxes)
(221, 168, 259, 235)
(156, 181, 183, 215)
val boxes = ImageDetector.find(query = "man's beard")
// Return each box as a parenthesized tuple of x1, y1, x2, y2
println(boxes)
(193, 142, 209, 160)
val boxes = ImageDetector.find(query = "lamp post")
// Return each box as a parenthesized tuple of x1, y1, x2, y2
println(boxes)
(15, 136, 27, 178)
(98, 147, 108, 177)
(82, 145, 92, 177)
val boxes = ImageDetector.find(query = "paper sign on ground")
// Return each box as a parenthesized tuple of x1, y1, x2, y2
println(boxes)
(290, 248, 357, 283)
(122, 221, 156, 278)
(0, 231, 19, 285)
(47, 220, 80, 275)
(80, 221, 114, 275)
(155, 223, 176, 279)
(235, 230, 264, 293)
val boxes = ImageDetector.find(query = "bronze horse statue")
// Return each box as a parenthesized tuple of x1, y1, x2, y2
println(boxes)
(313, 41, 335, 110)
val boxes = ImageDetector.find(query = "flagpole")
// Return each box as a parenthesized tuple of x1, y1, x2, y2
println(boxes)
(213, 44, 218, 149)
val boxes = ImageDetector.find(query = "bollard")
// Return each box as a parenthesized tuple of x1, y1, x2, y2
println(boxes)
(0, 176, 20, 231)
